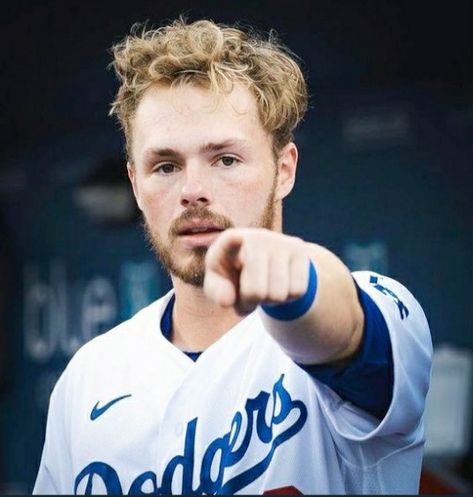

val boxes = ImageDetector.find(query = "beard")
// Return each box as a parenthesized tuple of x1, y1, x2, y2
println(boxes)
(143, 179, 278, 288)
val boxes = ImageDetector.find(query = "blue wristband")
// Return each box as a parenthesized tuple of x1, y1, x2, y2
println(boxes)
(261, 260, 318, 321)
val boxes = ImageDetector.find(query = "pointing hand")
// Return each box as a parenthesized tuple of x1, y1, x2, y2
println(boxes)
(204, 228, 310, 314)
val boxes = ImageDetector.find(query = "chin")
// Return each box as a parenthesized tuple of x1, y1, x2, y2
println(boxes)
(166, 248, 207, 287)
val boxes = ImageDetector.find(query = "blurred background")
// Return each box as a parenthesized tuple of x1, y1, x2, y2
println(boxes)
(0, 0, 471, 493)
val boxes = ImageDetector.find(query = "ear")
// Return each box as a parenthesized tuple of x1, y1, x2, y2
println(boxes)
(127, 162, 143, 211)
(275, 142, 298, 201)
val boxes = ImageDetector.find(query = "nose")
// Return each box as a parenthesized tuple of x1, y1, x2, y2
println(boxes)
(180, 167, 212, 208)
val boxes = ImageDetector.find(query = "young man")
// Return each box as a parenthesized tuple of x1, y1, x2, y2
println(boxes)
(33, 19, 432, 494)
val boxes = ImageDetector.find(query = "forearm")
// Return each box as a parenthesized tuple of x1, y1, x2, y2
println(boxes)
(259, 243, 364, 365)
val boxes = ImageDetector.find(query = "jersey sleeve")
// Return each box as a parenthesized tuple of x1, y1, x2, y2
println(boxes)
(314, 271, 432, 441)
(300, 279, 393, 419)
(33, 370, 73, 494)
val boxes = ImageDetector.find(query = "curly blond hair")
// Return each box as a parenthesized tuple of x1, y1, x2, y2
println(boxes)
(109, 18, 308, 161)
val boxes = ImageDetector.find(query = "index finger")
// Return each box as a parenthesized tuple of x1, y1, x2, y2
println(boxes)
(205, 228, 246, 274)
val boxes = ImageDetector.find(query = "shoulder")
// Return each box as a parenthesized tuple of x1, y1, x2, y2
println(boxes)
(352, 271, 429, 327)
(349, 271, 433, 436)
(59, 291, 173, 383)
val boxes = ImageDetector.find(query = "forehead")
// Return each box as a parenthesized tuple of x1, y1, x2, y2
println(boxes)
(131, 82, 269, 155)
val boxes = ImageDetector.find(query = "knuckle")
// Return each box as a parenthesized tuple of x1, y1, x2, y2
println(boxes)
(241, 288, 266, 304)
(294, 239, 307, 253)
(289, 273, 308, 296)
(288, 286, 305, 300)
(269, 288, 289, 303)
(287, 234, 302, 244)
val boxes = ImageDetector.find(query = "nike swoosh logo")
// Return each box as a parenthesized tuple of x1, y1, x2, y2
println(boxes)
(90, 394, 132, 421)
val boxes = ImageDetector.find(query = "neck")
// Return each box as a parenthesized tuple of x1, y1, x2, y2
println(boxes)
(170, 276, 244, 352)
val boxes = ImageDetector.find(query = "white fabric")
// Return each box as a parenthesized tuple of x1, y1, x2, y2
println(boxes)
(33, 271, 432, 495)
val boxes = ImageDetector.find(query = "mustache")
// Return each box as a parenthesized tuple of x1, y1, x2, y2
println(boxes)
(169, 207, 234, 238)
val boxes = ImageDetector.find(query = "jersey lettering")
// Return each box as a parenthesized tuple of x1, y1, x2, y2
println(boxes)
(74, 375, 308, 494)
(369, 275, 409, 319)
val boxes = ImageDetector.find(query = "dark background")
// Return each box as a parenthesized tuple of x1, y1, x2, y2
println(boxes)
(0, 0, 471, 492)
(1, 0, 471, 153)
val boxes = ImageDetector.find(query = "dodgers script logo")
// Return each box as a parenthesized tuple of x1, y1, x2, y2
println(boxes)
(75, 375, 308, 494)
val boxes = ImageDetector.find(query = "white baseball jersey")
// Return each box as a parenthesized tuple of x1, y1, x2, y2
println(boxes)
(33, 271, 432, 494)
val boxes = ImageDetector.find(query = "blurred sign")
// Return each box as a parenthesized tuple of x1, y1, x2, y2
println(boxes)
(23, 258, 159, 364)
(424, 344, 473, 456)
(342, 107, 410, 150)
(343, 241, 388, 274)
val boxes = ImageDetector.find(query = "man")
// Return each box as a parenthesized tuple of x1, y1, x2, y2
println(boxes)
(33, 18, 432, 494)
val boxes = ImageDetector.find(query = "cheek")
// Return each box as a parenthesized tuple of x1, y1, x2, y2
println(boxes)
(220, 172, 274, 219)
(139, 187, 172, 230)
(139, 188, 158, 215)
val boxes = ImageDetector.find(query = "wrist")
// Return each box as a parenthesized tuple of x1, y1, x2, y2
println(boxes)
(261, 260, 318, 321)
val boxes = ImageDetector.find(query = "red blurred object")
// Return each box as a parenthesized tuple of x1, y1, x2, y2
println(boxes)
(420, 466, 459, 494)
(264, 486, 303, 495)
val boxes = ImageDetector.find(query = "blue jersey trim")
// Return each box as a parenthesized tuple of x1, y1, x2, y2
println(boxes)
(160, 295, 202, 362)
(299, 280, 394, 419)
(160, 284, 394, 419)
(160, 294, 174, 341)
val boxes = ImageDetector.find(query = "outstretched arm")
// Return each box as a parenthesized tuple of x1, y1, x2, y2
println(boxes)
(204, 227, 364, 366)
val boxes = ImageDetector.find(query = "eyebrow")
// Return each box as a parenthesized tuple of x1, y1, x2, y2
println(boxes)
(143, 139, 249, 161)
(200, 139, 248, 153)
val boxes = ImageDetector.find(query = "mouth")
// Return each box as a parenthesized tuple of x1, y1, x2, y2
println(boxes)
(179, 227, 224, 236)
(175, 221, 225, 247)
(177, 221, 225, 237)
